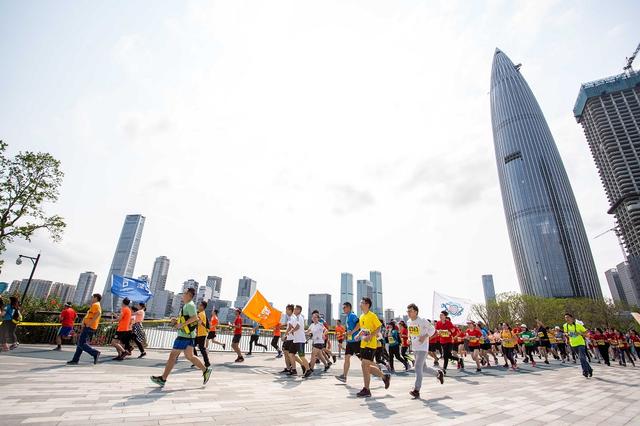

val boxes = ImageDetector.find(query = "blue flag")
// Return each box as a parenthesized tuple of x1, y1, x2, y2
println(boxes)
(110, 275, 153, 303)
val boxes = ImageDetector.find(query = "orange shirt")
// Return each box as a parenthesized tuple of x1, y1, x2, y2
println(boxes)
(335, 325, 346, 340)
(83, 302, 101, 330)
(273, 326, 281, 337)
(209, 315, 219, 332)
(117, 306, 132, 332)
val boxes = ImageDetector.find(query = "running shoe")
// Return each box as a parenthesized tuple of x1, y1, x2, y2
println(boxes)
(476, 368, 482, 372)
(544, 360, 549, 364)
(459, 358, 464, 369)
(222, 344, 226, 350)
(203, 367, 213, 385)
(93, 351, 100, 365)
(409, 389, 420, 399)
(66, 360, 78, 365)
(150, 376, 166, 387)
(332, 355, 337, 363)
(53, 346, 62, 351)
(324, 363, 331, 372)
(303, 369, 313, 378)
(335, 374, 347, 383)
(382, 374, 391, 389)
(138, 352, 147, 359)
(280, 368, 291, 374)
(436, 370, 444, 384)
(288, 369, 298, 376)
(356, 388, 371, 398)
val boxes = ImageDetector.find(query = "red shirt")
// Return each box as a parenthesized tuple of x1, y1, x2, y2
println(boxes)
(400, 328, 409, 347)
(60, 308, 77, 327)
(429, 332, 439, 344)
(435, 319, 456, 344)
(592, 332, 606, 346)
(630, 335, 640, 347)
(233, 316, 243, 335)
(512, 326, 523, 344)
(466, 328, 482, 347)
(273, 326, 281, 337)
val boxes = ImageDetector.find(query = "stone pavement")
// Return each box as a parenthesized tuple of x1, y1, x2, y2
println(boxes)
(1, 345, 639, 425)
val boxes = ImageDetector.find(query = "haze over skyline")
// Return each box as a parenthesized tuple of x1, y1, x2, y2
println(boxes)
(1, 1, 639, 314)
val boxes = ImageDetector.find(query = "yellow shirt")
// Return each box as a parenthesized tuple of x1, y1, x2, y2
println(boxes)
(83, 302, 101, 330)
(501, 330, 516, 348)
(359, 311, 381, 349)
(197, 311, 208, 337)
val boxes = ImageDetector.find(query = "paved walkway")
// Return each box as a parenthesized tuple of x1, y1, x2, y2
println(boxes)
(1, 345, 639, 425)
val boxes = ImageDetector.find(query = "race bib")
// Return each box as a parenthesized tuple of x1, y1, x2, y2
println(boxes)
(347, 332, 353, 340)
(408, 326, 420, 337)
(634, 342, 640, 347)
(360, 328, 371, 340)
(438, 330, 450, 337)
(388, 336, 396, 344)
(597, 340, 605, 345)
(537, 332, 544, 338)
(568, 332, 577, 338)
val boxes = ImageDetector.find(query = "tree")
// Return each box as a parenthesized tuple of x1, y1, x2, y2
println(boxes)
(0, 140, 65, 268)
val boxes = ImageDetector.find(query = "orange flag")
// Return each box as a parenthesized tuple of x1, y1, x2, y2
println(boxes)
(242, 290, 282, 329)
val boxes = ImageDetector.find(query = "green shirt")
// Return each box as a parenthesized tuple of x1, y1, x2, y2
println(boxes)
(177, 301, 197, 338)
(520, 330, 536, 346)
(563, 322, 586, 347)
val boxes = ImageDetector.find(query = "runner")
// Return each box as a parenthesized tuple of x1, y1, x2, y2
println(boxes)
(399, 320, 415, 366)
(426, 321, 440, 366)
(206, 309, 226, 350)
(554, 326, 569, 363)
(465, 320, 483, 372)
(616, 329, 635, 367)
(520, 325, 537, 367)
(592, 327, 610, 366)
(535, 319, 550, 364)
(0, 296, 21, 351)
(336, 302, 360, 383)
(130, 302, 147, 358)
(499, 323, 517, 370)
(288, 305, 311, 377)
(335, 320, 346, 358)
(54, 302, 77, 351)
(488, 328, 500, 365)
(307, 312, 330, 374)
(230, 308, 245, 362)
(280, 304, 296, 374)
(356, 297, 390, 397)
(435, 310, 463, 374)
(150, 288, 212, 387)
(271, 322, 283, 358)
(247, 323, 268, 355)
(562, 313, 593, 378)
(477, 321, 492, 367)
(111, 298, 133, 361)
(630, 330, 640, 361)
(67, 294, 101, 365)
(193, 301, 210, 368)
(407, 303, 444, 399)
(387, 321, 408, 372)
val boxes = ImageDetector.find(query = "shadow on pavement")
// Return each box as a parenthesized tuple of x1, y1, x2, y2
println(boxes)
(113, 386, 203, 407)
(422, 395, 466, 419)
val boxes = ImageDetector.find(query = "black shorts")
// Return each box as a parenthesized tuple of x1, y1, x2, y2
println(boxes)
(337, 339, 344, 344)
(232, 334, 242, 344)
(313, 343, 325, 350)
(282, 339, 293, 352)
(539, 339, 550, 348)
(469, 346, 481, 352)
(207, 331, 217, 339)
(430, 342, 441, 352)
(480, 343, 491, 350)
(114, 331, 132, 343)
(345, 341, 360, 356)
(195, 336, 206, 346)
(293, 342, 305, 356)
(360, 347, 375, 361)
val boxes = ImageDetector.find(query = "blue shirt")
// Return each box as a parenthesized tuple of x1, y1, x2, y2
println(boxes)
(345, 312, 360, 342)
(388, 329, 400, 347)
(3, 305, 15, 321)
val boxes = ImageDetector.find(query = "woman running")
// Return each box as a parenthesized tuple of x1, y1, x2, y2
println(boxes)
(499, 323, 518, 370)
(535, 319, 550, 364)
(207, 309, 226, 351)
(616, 330, 635, 367)
(465, 321, 483, 372)
(554, 326, 569, 363)
(307, 312, 330, 373)
(387, 321, 409, 372)
(592, 327, 610, 366)
(399, 321, 414, 366)
(131, 303, 147, 358)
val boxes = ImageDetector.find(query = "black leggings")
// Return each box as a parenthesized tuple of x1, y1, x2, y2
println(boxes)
(619, 347, 635, 365)
(249, 335, 267, 353)
(388, 345, 408, 370)
(502, 347, 516, 366)
(441, 342, 460, 370)
(271, 336, 280, 351)
(194, 336, 210, 367)
(597, 344, 610, 365)
(133, 335, 145, 354)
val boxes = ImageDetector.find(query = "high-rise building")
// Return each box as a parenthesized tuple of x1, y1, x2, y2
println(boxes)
(490, 48, 601, 299)
(384, 309, 395, 324)
(197, 285, 213, 303)
(171, 292, 183, 316)
(574, 68, 640, 300)
(605, 268, 627, 305)
(8, 280, 21, 295)
(182, 279, 199, 293)
(206, 276, 222, 300)
(101, 214, 145, 310)
(137, 275, 149, 283)
(308, 293, 332, 326)
(73, 272, 97, 306)
(14, 279, 53, 299)
(339, 273, 353, 323)
(615, 261, 640, 307)
(369, 271, 383, 318)
(356, 279, 373, 316)
(149, 290, 174, 319)
(49, 282, 75, 303)
(234, 276, 256, 309)
(482, 275, 496, 303)
(146, 256, 170, 312)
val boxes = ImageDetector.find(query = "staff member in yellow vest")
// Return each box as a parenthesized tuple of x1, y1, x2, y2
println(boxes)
(563, 313, 593, 378)
(356, 297, 390, 398)
(67, 293, 102, 365)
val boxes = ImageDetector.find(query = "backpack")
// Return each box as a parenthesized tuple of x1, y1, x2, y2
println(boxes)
(12, 307, 22, 324)
(179, 305, 197, 333)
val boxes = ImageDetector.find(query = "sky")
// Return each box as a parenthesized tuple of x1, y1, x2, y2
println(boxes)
(1, 0, 639, 318)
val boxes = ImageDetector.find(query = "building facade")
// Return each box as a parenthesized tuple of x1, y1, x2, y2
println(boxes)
(234, 276, 256, 309)
(73, 272, 97, 306)
(339, 272, 353, 323)
(482, 274, 496, 303)
(149, 289, 174, 319)
(615, 261, 640, 307)
(490, 48, 601, 299)
(356, 279, 373, 316)
(206, 276, 222, 300)
(147, 256, 170, 312)
(49, 282, 75, 303)
(308, 293, 332, 326)
(604, 268, 627, 305)
(101, 214, 145, 310)
(384, 309, 395, 324)
(369, 271, 383, 318)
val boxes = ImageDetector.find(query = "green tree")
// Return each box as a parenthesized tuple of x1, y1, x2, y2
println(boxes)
(0, 140, 65, 269)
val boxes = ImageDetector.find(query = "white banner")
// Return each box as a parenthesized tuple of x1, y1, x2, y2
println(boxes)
(432, 291, 473, 325)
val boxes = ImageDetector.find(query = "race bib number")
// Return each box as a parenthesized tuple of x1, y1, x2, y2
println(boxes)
(597, 340, 605, 345)
(360, 328, 371, 340)
(438, 330, 450, 337)
(347, 332, 353, 340)
(634, 342, 640, 347)
(408, 326, 420, 337)
(388, 336, 396, 344)
(537, 332, 544, 338)
(568, 332, 577, 338)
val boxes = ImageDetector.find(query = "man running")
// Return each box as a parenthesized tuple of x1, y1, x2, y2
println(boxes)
(271, 323, 283, 358)
(193, 301, 210, 368)
(281, 304, 296, 374)
(520, 325, 538, 367)
(435, 310, 463, 374)
(407, 303, 444, 399)
(230, 308, 245, 362)
(563, 313, 593, 378)
(207, 309, 226, 350)
(336, 302, 360, 383)
(335, 320, 345, 358)
(151, 288, 212, 387)
(285, 305, 310, 377)
(54, 302, 77, 351)
(247, 323, 268, 355)
(112, 298, 133, 361)
(356, 297, 390, 397)
(67, 294, 101, 365)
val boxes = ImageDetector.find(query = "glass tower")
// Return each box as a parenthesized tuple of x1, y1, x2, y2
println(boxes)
(490, 49, 601, 299)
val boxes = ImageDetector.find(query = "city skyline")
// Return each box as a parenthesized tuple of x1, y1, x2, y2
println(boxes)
(1, 2, 638, 313)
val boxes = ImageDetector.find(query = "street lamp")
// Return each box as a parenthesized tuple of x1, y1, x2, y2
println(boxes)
(16, 253, 40, 304)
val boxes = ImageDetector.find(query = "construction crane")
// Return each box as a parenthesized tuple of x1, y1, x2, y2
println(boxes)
(593, 227, 626, 259)
(623, 42, 640, 73)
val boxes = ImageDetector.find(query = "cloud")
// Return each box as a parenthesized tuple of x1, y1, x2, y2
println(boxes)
(328, 184, 376, 215)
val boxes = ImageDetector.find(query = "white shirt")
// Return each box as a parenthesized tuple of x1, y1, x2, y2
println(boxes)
(293, 314, 306, 343)
(309, 322, 325, 344)
(408, 317, 435, 352)
(285, 314, 296, 341)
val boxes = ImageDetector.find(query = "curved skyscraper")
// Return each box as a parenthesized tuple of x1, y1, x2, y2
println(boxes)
(490, 48, 601, 299)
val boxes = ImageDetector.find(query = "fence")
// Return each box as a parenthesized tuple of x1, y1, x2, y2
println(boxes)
(12, 321, 341, 354)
